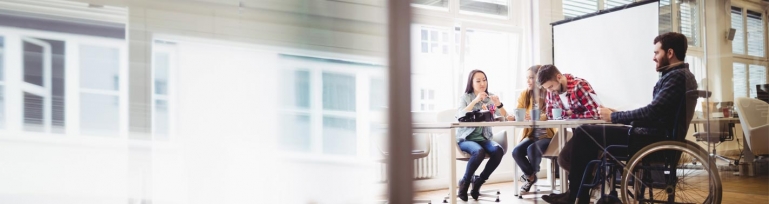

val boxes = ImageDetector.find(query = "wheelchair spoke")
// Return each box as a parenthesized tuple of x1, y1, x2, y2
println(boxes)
(621, 141, 721, 204)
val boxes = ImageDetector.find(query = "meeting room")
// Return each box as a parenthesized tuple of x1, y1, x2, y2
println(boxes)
(0, 0, 766, 204)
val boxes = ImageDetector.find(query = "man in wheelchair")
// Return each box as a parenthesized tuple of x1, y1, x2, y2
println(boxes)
(543, 32, 700, 204)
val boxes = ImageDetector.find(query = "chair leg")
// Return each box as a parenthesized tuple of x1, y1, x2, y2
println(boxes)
(551, 159, 557, 191)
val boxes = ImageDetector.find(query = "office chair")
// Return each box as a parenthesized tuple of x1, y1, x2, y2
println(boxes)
(373, 133, 434, 204)
(734, 97, 769, 159)
(437, 109, 506, 202)
(693, 95, 739, 165)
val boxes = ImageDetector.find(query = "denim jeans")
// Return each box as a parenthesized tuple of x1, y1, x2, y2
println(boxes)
(458, 139, 504, 181)
(511, 137, 551, 177)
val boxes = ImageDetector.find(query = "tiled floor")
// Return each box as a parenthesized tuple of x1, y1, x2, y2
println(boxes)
(413, 173, 769, 204)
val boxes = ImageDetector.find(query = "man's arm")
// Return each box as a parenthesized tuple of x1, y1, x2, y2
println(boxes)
(611, 73, 686, 124)
(572, 81, 600, 119)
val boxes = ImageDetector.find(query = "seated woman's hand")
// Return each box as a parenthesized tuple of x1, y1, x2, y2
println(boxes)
(506, 115, 514, 121)
(524, 113, 531, 121)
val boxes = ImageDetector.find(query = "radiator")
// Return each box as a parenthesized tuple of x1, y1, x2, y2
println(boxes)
(378, 134, 439, 182)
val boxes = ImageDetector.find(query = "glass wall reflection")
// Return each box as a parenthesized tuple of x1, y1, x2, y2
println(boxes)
(0, 0, 388, 203)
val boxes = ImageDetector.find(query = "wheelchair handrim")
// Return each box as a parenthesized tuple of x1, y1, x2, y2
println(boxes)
(620, 141, 722, 204)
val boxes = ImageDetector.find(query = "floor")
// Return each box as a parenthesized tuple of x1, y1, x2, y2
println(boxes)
(412, 172, 769, 204)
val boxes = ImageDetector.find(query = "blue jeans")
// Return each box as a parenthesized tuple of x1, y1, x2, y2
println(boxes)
(458, 139, 504, 181)
(511, 137, 551, 176)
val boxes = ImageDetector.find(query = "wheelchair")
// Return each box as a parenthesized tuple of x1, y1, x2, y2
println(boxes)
(575, 90, 722, 204)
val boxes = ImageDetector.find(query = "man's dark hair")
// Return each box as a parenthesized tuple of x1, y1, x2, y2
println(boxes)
(464, 69, 488, 94)
(653, 32, 688, 61)
(536, 64, 561, 86)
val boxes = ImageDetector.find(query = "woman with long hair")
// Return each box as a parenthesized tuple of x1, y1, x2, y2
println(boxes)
(453, 69, 506, 201)
(508, 65, 556, 193)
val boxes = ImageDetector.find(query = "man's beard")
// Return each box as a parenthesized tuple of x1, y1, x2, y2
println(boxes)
(656, 52, 670, 69)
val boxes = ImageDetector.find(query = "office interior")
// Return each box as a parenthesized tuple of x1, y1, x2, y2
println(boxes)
(0, 0, 766, 203)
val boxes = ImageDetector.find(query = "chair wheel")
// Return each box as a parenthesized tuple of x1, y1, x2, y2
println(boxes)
(495, 197, 500, 202)
(442, 200, 447, 203)
(497, 191, 501, 195)
(518, 195, 522, 199)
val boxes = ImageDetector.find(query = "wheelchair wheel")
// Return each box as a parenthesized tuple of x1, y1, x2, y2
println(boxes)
(621, 141, 721, 204)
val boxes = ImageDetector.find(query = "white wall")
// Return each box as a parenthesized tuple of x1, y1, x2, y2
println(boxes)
(553, 2, 659, 109)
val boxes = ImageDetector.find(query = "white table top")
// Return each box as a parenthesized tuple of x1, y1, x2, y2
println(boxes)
(412, 122, 452, 129)
(450, 119, 608, 128)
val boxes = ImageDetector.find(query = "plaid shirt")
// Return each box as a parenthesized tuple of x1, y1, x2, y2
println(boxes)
(544, 74, 601, 120)
(611, 63, 697, 126)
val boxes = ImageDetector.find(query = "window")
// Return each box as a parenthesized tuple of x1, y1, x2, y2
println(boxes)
(463, 29, 516, 101)
(412, 25, 455, 112)
(604, 0, 634, 8)
(732, 6, 764, 57)
(411, 24, 518, 112)
(282, 69, 312, 152)
(79, 45, 120, 136)
(370, 77, 386, 111)
(459, 0, 509, 16)
(412, 0, 448, 8)
(418, 89, 436, 111)
(321, 72, 357, 155)
(420, 28, 451, 54)
(685, 56, 706, 88)
(678, 0, 699, 47)
(563, 0, 598, 19)
(731, 7, 745, 54)
(0, 10, 127, 137)
(746, 10, 764, 57)
(734, 63, 767, 99)
(279, 55, 384, 157)
(748, 65, 767, 98)
(659, 0, 673, 34)
(22, 37, 66, 133)
(152, 41, 176, 140)
(562, 0, 636, 19)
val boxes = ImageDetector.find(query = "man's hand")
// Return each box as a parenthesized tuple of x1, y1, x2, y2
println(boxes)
(599, 105, 613, 122)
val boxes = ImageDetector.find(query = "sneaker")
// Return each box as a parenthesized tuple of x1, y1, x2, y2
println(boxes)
(520, 174, 537, 192)
(519, 175, 528, 182)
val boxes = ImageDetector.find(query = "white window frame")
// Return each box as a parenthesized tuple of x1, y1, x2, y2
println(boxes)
(411, 0, 521, 27)
(19, 36, 53, 133)
(731, 1, 769, 99)
(151, 41, 179, 141)
(731, 1, 768, 61)
(410, 18, 522, 114)
(279, 56, 386, 160)
(0, 26, 129, 141)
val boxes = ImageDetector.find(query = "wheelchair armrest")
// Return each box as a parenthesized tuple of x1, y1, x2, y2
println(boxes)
(630, 121, 665, 129)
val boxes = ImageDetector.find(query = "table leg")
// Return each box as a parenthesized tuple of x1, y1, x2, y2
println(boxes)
(450, 128, 457, 204)
(558, 126, 567, 193)
(512, 127, 519, 196)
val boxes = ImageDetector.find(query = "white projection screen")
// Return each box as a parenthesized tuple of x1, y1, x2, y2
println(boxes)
(553, 1, 659, 110)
